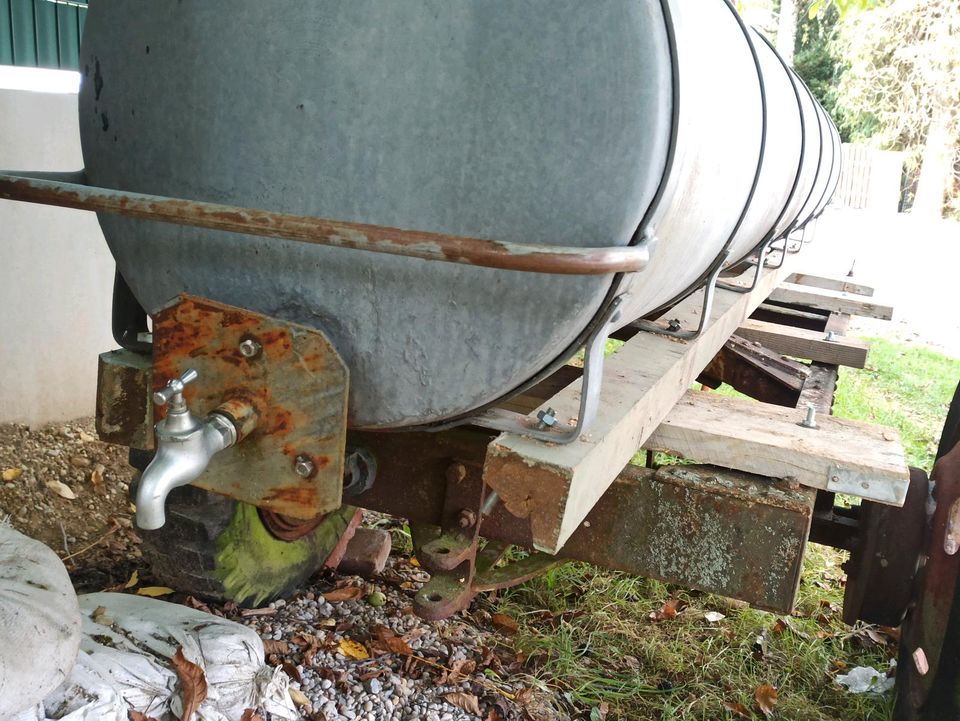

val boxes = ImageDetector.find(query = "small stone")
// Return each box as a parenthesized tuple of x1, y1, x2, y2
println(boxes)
(366, 678, 382, 694)
(367, 590, 386, 608)
(69, 455, 91, 468)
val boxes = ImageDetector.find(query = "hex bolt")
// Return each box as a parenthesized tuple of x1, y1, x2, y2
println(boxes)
(800, 404, 818, 429)
(294, 454, 315, 478)
(239, 338, 262, 358)
(457, 509, 477, 529)
(537, 407, 558, 429)
(825, 330, 837, 342)
(667, 318, 683, 332)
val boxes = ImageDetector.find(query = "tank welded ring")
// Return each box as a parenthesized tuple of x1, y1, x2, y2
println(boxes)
(807, 99, 837, 220)
(412, 0, 684, 433)
(746, 29, 807, 250)
(791, 74, 826, 230)
(645, 0, 770, 317)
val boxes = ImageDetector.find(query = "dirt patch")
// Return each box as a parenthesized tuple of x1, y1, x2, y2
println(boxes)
(0, 418, 145, 592)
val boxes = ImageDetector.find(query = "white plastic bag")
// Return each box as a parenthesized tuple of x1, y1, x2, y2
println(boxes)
(19, 592, 299, 721)
(0, 523, 81, 719)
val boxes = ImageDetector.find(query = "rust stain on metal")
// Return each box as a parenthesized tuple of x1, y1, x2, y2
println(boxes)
(151, 294, 348, 519)
(0, 173, 648, 276)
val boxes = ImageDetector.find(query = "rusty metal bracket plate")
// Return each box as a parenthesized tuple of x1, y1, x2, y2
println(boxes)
(152, 295, 348, 519)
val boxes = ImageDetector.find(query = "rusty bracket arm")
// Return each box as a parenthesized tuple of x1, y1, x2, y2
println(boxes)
(0, 171, 649, 276)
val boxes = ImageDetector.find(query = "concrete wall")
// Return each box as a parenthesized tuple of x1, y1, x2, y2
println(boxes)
(0, 87, 115, 425)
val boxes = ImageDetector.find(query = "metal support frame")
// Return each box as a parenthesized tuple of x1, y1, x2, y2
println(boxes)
(443, 296, 624, 444)
(717, 238, 775, 294)
(632, 250, 730, 340)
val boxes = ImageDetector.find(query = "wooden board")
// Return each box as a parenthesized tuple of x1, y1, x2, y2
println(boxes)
(483, 254, 797, 554)
(787, 272, 875, 297)
(644, 391, 909, 506)
(737, 318, 869, 368)
(769, 282, 893, 320)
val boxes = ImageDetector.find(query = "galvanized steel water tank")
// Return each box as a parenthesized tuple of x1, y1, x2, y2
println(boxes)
(79, 0, 840, 429)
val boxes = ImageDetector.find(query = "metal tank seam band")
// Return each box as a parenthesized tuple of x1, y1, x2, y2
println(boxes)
(642, 0, 770, 318)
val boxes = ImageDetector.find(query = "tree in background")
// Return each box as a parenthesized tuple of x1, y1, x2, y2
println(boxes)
(836, 0, 959, 217)
(793, 4, 849, 139)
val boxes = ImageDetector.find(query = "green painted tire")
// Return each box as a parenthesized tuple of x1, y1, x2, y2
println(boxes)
(140, 484, 355, 607)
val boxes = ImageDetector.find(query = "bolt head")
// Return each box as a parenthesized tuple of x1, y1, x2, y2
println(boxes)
(294, 455, 315, 478)
(239, 338, 262, 358)
(537, 407, 558, 428)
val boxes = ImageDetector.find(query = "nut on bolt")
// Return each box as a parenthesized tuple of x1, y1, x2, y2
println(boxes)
(294, 454, 315, 478)
(537, 407, 558, 428)
(458, 509, 477, 528)
(239, 337, 262, 359)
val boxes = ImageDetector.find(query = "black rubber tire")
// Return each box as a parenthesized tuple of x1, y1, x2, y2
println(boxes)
(139, 483, 355, 607)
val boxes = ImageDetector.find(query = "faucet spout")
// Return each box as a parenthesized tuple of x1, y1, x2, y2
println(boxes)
(136, 413, 237, 530)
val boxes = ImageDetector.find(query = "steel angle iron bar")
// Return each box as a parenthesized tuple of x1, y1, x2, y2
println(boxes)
(0, 171, 649, 276)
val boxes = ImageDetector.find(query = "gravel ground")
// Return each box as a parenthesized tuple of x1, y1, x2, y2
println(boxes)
(228, 565, 543, 721)
(0, 418, 563, 721)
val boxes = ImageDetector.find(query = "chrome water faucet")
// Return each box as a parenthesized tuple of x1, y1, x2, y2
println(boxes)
(135, 369, 238, 530)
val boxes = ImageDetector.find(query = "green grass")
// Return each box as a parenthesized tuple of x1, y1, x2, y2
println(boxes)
(834, 337, 960, 471)
(489, 337, 959, 720)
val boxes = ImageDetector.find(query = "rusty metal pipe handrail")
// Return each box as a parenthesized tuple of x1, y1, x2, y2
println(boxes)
(0, 171, 649, 276)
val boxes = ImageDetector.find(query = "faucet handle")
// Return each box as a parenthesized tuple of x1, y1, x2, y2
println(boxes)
(153, 368, 199, 410)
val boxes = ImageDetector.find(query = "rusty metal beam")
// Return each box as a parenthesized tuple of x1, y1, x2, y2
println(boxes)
(0, 171, 648, 276)
(697, 334, 809, 407)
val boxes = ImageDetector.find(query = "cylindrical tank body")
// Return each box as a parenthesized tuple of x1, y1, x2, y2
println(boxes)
(79, 0, 841, 429)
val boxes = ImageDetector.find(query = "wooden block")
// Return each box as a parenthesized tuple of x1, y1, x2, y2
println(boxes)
(737, 318, 869, 368)
(644, 391, 910, 506)
(483, 254, 796, 554)
(787, 272, 875, 297)
(769, 282, 893, 320)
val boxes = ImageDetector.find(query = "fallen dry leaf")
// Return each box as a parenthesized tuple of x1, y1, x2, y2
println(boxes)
(649, 598, 686, 623)
(124, 570, 140, 589)
(408, 556, 420, 567)
(239, 710, 262, 721)
(91, 605, 112, 626)
(136, 586, 175, 597)
(445, 692, 482, 716)
(338, 638, 370, 660)
(491, 613, 519, 635)
(172, 648, 208, 721)
(371, 624, 412, 656)
(90, 463, 105, 487)
(755, 684, 778, 717)
(323, 586, 364, 602)
(2, 467, 23, 481)
(263, 639, 290, 656)
(289, 687, 311, 709)
(127, 710, 158, 721)
(722, 700, 750, 718)
(292, 633, 327, 666)
(46, 480, 77, 500)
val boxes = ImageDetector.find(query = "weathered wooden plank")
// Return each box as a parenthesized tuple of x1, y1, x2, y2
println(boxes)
(644, 391, 910, 506)
(769, 282, 893, 320)
(483, 255, 796, 554)
(786, 272, 875, 297)
(737, 318, 869, 368)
